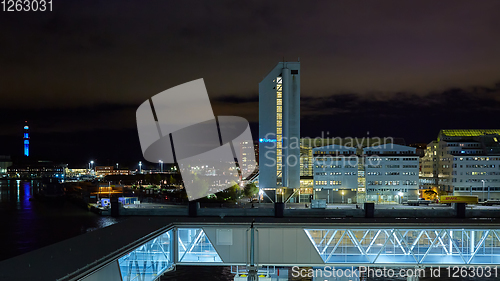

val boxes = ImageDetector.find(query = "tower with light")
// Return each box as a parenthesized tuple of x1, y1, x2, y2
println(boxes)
(23, 121, 30, 157)
(259, 61, 300, 200)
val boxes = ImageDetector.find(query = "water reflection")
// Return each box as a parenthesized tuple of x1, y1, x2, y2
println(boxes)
(0, 179, 125, 261)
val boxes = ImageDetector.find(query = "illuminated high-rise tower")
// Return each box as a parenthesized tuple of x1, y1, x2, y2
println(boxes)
(23, 121, 30, 157)
(259, 61, 300, 201)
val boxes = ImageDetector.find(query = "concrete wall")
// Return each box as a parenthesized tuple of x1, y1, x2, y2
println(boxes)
(80, 261, 122, 281)
(106, 204, 500, 218)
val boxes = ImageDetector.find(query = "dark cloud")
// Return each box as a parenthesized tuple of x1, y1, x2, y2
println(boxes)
(299, 84, 500, 141)
(1, 1, 500, 162)
(1, 1, 500, 108)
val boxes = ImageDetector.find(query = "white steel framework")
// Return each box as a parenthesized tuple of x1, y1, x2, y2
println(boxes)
(72, 225, 500, 281)
(305, 228, 500, 265)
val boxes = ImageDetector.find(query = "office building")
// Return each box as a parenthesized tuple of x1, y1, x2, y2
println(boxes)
(363, 144, 419, 203)
(420, 129, 500, 201)
(312, 143, 419, 204)
(95, 166, 130, 177)
(313, 145, 358, 203)
(238, 140, 258, 177)
(259, 61, 300, 201)
(8, 162, 65, 179)
(0, 156, 12, 177)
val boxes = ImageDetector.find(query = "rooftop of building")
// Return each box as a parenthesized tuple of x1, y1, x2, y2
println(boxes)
(300, 137, 406, 149)
(439, 129, 500, 137)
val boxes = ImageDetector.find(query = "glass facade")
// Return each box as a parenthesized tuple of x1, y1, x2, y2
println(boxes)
(177, 228, 222, 263)
(276, 77, 283, 176)
(118, 230, 173, 281)
(305, 228, 500, 264)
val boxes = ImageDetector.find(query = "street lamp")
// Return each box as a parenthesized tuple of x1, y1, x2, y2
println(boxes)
(116, 163, 119, 170)
(398, 192, 403, 204)
(139, 161, 142, 174)
(159, 160, 163, 173)
(89, 161, 94, 174)
(341, 190, 345, 204)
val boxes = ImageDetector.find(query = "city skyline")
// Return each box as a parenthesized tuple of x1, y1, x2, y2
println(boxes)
(1, 1, 500, 162)
(2, 2, 500, 279)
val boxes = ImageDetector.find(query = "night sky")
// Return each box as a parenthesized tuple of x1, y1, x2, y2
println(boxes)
(1, 1, 500, 167)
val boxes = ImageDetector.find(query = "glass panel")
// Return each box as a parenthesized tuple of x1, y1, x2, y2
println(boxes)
(118, 229, 173, 281)
(305, 228, 500, 265)
(177, 228, 222, 263)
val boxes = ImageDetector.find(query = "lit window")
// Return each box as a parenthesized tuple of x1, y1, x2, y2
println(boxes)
(277, 99, 282, 105)
(277, 106, 282, 112)
(277, 77, 282, 83)
(277, 92, 282, 98)
(277, 113, 282, 120)
(277, 128, 282, 134)
(277, 120, 282, 127)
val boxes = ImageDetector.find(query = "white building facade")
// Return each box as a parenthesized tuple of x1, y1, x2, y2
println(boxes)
(259, 61, 300, 201)
(420, 130, 500, 201)
(312, 144, 419, 204)
(363, 144, 419, 203)
(312, 145, 358, 203)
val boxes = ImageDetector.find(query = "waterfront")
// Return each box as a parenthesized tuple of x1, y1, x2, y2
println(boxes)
(0, 180, 124, 261)
(0, 180, 497, 281)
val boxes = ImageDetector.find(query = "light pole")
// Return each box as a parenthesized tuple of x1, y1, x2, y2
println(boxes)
(116, 163, 119, 170)
(398, 192, 403, 205)
(90, 161, 94, 175)
(341, 190, 345, 204)
(139, 161, 142, 174)
(159, 160, 163, 173)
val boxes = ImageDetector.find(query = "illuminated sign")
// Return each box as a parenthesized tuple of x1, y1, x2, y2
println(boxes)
(259, 138, 277, 143)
